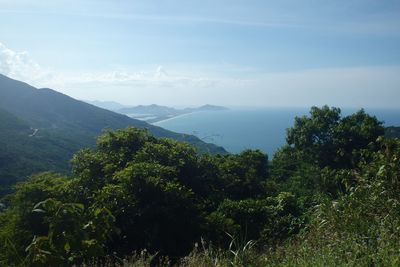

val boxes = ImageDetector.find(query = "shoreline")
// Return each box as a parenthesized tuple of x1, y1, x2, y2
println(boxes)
(151, 112, 195, 124)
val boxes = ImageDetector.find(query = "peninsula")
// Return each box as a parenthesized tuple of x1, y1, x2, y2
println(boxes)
(115, 104, 228, 123)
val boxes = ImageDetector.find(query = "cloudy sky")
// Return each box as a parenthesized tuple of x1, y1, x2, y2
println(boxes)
(0, 0, 400, 108)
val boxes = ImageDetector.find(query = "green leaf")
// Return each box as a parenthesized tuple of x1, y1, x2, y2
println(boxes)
(32, 208, 46, 213)
(64, 242, 71, 252)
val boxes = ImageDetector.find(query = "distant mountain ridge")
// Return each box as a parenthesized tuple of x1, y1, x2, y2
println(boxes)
(118, 104, 228, 114)
(0, 74, 227, 195)
(187, 104, 229, 112)
(118, 104, 178, 116)
(85, 100, 128, 111)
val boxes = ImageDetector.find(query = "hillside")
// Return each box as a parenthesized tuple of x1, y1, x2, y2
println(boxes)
(0, 74, 226, 194)
(85, 100, 128, 111)
(385, 126, 400, 139)
(0, 109, 79, 195)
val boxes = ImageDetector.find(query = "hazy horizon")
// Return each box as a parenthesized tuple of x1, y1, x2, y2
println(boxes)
(1, 1, 400, 108)
(85, 99, 400, 112)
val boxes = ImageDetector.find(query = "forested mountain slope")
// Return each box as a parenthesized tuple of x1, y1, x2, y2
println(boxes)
(0, 108, 79, 195)
(0, 74, 226, 194)
(0, 74, 226, 152)
(385, 126, 400, 139)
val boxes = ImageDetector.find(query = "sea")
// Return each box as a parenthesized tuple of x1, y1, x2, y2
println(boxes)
(154, 107, 400, 156)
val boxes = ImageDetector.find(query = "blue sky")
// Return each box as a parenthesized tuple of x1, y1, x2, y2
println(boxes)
(0, 0, 400, 107)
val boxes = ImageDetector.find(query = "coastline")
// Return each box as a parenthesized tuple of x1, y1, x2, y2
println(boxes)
(151, 112, 195, 124)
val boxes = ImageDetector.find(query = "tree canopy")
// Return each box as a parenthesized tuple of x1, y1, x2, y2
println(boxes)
(0, 106, 399, 266)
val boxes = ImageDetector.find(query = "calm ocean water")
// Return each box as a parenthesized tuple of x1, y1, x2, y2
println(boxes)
(155, 108, 400, 156)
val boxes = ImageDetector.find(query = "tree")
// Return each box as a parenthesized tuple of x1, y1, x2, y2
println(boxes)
(286, 106, 384, 169)
(333, 109, 384, 167)
(217, 150, 268, 199)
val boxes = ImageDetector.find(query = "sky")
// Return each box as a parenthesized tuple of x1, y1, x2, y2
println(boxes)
(0, 0, 400, 108)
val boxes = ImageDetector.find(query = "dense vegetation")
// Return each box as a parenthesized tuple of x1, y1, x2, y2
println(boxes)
(0, 74, 226, 196)
(385, 126, 400, 139)
(0, 107, 86, 195)
(0, 106, 399, 266)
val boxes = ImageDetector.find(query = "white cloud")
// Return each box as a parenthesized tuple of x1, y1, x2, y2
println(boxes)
(54, 66, 400, 109)
(0, 42, 48, 84)
(0, 42, 218, 89)
(154, 65, 168, 79)
(0, 42, 399, 108)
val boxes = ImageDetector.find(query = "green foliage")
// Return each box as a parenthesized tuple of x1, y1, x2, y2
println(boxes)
(217, 150, 268, 200)
(264, 138, 400, 266)
(0, 126, 271, 265)
(286, 106, 384, 169)
(286, 106, 341, 168)
(0, 109, 77, 196)
(0, 173, 71, 266)
(208, 193, 301, 245)
(26, 199, 115, 266)
(1, 106, 398, 266)
(385, 126, 400, 139)
(273, 106, 385, 203)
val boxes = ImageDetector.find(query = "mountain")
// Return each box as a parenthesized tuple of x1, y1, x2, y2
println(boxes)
(85, 100, 128, 111)
(0, 108, 79, 195)
(185, 104, 229, 112)
(0, 74, 227, 194)
(118, 104, 179, 117)
(385, 126, 400, 139)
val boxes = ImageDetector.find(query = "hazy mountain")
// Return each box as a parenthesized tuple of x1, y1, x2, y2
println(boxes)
(85, 100, 128, 111)
(185, 104, 228, 112)
(118, 104, 179, 117)
(0, 74, 227, 194)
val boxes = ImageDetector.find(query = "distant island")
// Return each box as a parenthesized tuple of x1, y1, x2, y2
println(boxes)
(87, 101, 229, 123)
